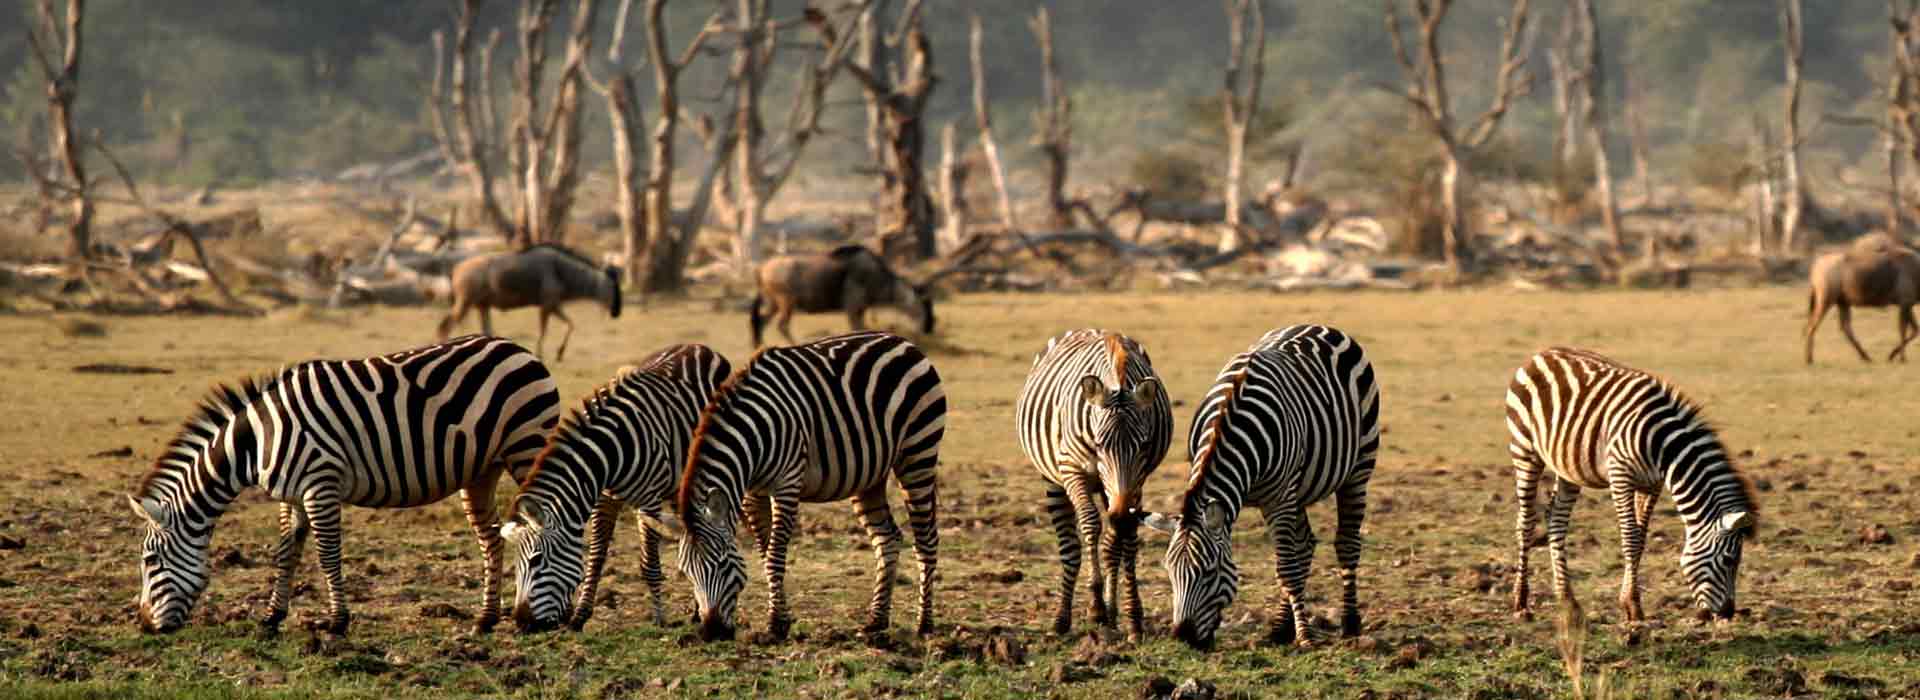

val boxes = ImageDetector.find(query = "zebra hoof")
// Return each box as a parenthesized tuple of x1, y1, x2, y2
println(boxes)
(916, 620, 935, 638)
(1264, 625, 1295, 647)
(766, 616, 793, 643)
(1341, 612, 1363, 638)
(471, 616, 498, 635)
(860, 627, 894, 649)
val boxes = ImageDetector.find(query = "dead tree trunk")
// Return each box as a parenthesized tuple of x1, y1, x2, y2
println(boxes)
(845, 0, 937, 260)
(430, 0, 598, 249)
(938, 121, 968, 250)
(639, 0, 720, 294)
(1623, 62, 1655, 212)
(1574, 0, 1621, 255)
(1385, 0, 1534, 271)
(729, 0, 772, 265)
(26, 0, 90, 261)
(1751, 115, 1777, 256)
(1547, 6, 1582, 169)
(1778, 0, 1805, 251)
(1891, 3, 1910, 234)
(1219, 0, 1266, 254)
(594, 0, 647, 288)
(970, 14, 1017, 234)
(1029, 7, 1074, 230)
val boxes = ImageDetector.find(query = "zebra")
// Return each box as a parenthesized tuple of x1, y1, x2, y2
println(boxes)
(1505, 347, 1758, 625)
(1015, 329, 1172, 641)
(651, 330, 946, 643)
(499, 344, 731, 633)
(128, 335, 560, 635)
(1140, 324, 1380, 650)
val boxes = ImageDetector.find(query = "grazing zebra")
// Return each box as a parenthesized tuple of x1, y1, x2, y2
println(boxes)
(1016, 329, 1172, 641)
(1505, 347, 1758, 624)
(500, 344, 731, 633)
(1141, 325, 1380, 650)
(656, 331, 946, 643)
(128, 336, 560, 635)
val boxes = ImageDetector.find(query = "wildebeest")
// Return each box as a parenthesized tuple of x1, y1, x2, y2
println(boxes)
(748, 245, 933, 347)
(1805, 232, 1920, 364)
(436, 244, 622, 361)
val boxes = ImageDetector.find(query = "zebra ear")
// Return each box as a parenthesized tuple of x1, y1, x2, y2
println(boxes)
(699, 488, 730, 522)
(127, 494, 165, 527)
(1130, 377, 1161, 406)
(1202, 500, 1231, 532)
(1141, 511, 1180, 534)
(1079, 375, 1110, 407)
(1719, 511, 1753, 535)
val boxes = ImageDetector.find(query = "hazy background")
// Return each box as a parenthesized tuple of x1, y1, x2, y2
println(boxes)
(0, 1, 1893, 196)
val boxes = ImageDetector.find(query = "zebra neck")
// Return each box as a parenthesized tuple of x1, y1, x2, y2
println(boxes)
(156, 425, 257, 520)
(1662, 453, 1749, 539)
(520, 448, 609, 526)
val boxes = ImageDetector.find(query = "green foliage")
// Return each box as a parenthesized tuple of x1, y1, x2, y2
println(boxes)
(1127, 148, 1212, 201)
(1686, 142, 1756, 198)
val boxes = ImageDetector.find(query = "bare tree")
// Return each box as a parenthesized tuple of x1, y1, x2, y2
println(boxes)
(1891, 1, 1913, 234)
(1623, 62, 1655, 212)
(590, 0, 650, 287)
(1219, 0, 1267, 254)
(970, 14, 1016, 234)
(1384, 0, 1534, 270)
(1029, 7, 1075, 230)
(844, 0, 938, 260)
(1573, 0, 1621, 255)
(1778, 0, 1805, 251)
(637, 0, 722, 293)
(938, 122, 968, 250)
(24, 0, 90, 261)
(430, 0, 600, 249)
(1546, 6, 1582, 169)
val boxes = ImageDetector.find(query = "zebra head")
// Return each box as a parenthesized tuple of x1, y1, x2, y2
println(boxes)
(1142, 500, 1239, 649)
(501, 503, 583, 633)
(667, 488, 747, 641)
(1079, 374, 1163, 520)
(1681, 510, 1753, 620)
(127, 494, 210, 634)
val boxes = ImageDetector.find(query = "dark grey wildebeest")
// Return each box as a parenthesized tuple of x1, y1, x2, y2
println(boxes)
(748, 245, 933, 347)
(436, 244, 622, 361)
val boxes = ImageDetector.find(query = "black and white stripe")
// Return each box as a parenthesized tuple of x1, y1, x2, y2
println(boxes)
(1142, 325, 1380, 649)
(1505, 347, 1757, 623)
(128, 335, 560, 635)
(667, 331, 946, 642)
(501, 344, 731, 632)
(1015, 329, 1172, 640)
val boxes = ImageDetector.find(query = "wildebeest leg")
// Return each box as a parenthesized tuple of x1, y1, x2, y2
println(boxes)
(550, 306, 576, 363)
(534, 308, 550, 360)
(479, 307, 494, 337)
(1838, 305, 1872, 363)
(1803, 294, 1829, 365)
(775, 301, 797, 345)
(1891, 305, 1919, 362)
(437, 300, 470, 342)
(847, 306, 868, 332)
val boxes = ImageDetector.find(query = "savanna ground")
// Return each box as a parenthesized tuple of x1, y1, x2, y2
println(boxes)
(2, 285, 1919, 699)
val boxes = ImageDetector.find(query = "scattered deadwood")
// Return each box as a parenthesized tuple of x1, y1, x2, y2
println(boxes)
(72, 363, 172, 375)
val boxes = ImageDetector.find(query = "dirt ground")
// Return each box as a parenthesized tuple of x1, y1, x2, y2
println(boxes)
(2, 286, 1919, 698)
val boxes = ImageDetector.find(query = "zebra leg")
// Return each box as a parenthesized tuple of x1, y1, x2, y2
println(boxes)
(1510, 449, 1546, 620)
(1609, 479, 1648, 624)
(741, 492, 775, 561)
(460, 479, 507, 634)
(636, 507, 670, 626)
(1044, 484, 1082, 636)
(855, 486, 903, 642)
(302, 494, 352, 635)
(262, 502, 310, 632)
(1106, 514, 1144, 642)
(1334, 472, 1372, 638)
(762, 492, 802, 641)
(1545, 477, 1583, 612)
(1063, 476, 1112, 628)
(1266, 506, 1316, 648)
(898, 453, 941, 637)
(570, 497, 624, 631)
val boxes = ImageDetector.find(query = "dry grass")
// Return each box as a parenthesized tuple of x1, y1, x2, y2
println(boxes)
(3, 286, 1920, 697)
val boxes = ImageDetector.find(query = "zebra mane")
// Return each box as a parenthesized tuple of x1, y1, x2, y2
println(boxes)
(674, 347, 772, 518)
(520, 345, 702, 495)
(135, 375, 274, 499)
(1179, 357, 1253, 519)
(1103, 332, 1133, 383)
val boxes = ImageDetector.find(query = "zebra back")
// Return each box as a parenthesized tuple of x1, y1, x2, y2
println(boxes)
(515, 344, 731, 523)
(676, 331, 946, 517)
(1506, 347, 1758, 528)
(1179, 324, 1381, 520)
